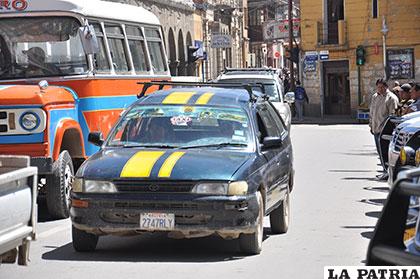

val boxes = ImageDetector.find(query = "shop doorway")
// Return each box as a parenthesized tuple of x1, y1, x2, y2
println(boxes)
(323, 60, 350, 115)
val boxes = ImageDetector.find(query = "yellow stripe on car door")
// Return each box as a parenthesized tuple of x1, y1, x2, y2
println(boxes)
(158, 151, 185, 178)
(120, 151, 165, 178)
(195, 92, 214, 105)
(162, 92, 196, 104)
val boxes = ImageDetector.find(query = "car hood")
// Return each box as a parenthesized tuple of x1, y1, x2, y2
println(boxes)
(78, 148, 254, 181)
(398, 117, 420, 132)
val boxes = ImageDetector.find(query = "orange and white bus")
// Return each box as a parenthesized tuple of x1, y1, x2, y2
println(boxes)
(0, 0, 170, 218)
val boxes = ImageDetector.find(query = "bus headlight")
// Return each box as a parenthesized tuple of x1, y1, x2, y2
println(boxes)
(20, 112, 40, 131)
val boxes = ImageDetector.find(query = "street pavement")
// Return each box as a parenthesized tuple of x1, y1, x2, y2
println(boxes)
(1, 124, 389, 279)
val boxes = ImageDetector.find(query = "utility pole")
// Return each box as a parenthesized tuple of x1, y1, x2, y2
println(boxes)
(288, 0, 295, 90)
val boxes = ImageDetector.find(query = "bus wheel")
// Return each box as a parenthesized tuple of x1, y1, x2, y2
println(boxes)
(47, 150, 74, 219)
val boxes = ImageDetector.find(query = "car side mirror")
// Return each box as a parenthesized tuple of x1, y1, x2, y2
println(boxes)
(285, 92, 295, 104)
(79, 25, 99, 55)
(262, 136, 282, 150)
(88, 132, 104, 147)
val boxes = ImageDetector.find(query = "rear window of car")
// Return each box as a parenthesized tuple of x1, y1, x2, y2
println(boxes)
(217, 78, 281, 102)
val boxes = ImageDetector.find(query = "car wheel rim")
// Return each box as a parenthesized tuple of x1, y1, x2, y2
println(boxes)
(64, 164, 73, 206)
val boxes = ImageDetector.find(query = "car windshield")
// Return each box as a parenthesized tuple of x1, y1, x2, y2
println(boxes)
(0, 17, 88, 80)
(107, 105, 253, 149)
(217, 78, 280, 102)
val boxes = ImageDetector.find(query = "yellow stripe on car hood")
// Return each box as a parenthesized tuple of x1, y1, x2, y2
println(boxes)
(162, 92, 196, 104)
(120, 151, 165, 178)
(158, 151, 185, 178)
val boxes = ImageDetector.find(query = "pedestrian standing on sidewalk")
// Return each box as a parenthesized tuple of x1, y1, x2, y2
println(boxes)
(294, 81, 309, 121)
(403, 83, 420, 115)
(369, 78, 399, 180)
(397, 83, 413, 115)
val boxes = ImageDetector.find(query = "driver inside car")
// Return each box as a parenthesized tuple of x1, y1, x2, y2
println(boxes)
(23, 47, 60, 76)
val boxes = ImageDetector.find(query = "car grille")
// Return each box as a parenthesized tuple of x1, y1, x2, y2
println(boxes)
(0, 111, 8, 133)
(113, 180, 196, 193)
(392, 128, 414, 152)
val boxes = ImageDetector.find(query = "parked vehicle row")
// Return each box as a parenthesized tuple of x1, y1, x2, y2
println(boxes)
(379, 112, 420, 184)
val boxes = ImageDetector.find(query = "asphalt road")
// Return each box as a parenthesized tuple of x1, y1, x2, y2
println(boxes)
(1, 124, 389, 279)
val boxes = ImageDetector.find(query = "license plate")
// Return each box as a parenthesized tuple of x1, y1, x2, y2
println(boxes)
(140, 213, 175, 231)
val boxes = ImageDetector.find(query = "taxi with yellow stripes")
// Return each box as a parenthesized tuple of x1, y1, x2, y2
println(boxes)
(70, 85, 294, 255)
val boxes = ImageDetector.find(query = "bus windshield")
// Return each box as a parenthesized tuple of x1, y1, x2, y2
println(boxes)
(0, 17, 88, 80)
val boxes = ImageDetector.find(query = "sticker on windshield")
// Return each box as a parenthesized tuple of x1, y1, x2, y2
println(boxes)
(171, 115, 192, 126)
(183, 106, 195, 113)
(234, 130, 244, 136)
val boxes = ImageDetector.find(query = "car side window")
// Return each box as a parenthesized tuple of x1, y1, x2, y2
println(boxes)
(257, 104, 281, 139)
(266, 103, 286, 135)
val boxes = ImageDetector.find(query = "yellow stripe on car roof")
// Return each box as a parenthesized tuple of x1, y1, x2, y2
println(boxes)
(120, 151, 165, 178)
(195, 92, 214, 105)
(158, 151, 185, 178)
(162, 92, 196, 104)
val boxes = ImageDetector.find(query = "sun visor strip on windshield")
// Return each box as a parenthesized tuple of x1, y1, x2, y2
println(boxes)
(161, 91, 215, 105)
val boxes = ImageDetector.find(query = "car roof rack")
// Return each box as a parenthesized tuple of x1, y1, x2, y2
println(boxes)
(137, 81, 268, 102)
(222, 67, 279, 74)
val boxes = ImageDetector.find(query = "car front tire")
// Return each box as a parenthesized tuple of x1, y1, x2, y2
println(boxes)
(239, 191, 263, 255)
(269, 187, 290, 234)
(72, 226, 98, 252)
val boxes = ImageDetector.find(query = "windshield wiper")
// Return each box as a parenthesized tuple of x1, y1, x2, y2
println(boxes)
(121, 144, 178, 149)
(180, 142, 248, 149)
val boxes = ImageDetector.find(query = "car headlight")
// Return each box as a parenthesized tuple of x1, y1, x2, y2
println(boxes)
(192, 182, 228, 195)
(228, 181, 248, 195)
(20, 111, 40, 131)
(400, 146, 415, 166)
(73, 178, 83, 193)
(192, 181, 248, 196)
(415, 148, 420, 167)
(72, 179, 118, 193)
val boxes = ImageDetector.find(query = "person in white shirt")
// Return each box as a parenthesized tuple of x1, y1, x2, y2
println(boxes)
(369, 78, 399, 180)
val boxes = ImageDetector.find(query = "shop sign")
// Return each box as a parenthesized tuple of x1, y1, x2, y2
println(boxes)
(194, 40, 204, 58)
(304, 59, 317, 72)
(210, 34, 232, 48)
(386, 48, 415, 79)
(320, 50, 329, 61)
(0, 0, 28, 11)
(305, 51, 319, 61)
(263, 19, 300, 41)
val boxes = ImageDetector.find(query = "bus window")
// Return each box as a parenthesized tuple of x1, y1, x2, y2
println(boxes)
(105, 24, 129, 74)
(144, 28, 166, 73)
(92, 23, 110, 73)
(0, 17, 88, 79)
(125, 26, 149, 73)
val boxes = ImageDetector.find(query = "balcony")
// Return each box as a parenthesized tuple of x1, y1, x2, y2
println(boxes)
(317, 20, 347, 48)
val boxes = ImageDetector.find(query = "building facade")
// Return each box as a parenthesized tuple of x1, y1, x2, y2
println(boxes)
(300, 0, 420, 118)
(247, 0, 300, 70)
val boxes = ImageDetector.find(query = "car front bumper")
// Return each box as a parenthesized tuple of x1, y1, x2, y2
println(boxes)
(70, 192, 259, 238)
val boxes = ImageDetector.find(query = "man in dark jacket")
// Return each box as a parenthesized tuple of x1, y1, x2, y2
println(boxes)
(294, 81, 309, 121)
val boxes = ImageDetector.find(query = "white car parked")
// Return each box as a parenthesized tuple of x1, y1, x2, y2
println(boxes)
(214, 68, 294, 128)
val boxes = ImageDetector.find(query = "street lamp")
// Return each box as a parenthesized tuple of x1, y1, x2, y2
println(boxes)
(381, 16, 389, 78)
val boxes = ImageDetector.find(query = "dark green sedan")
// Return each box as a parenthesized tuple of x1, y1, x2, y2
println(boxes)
(71, 84, 294, 255)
